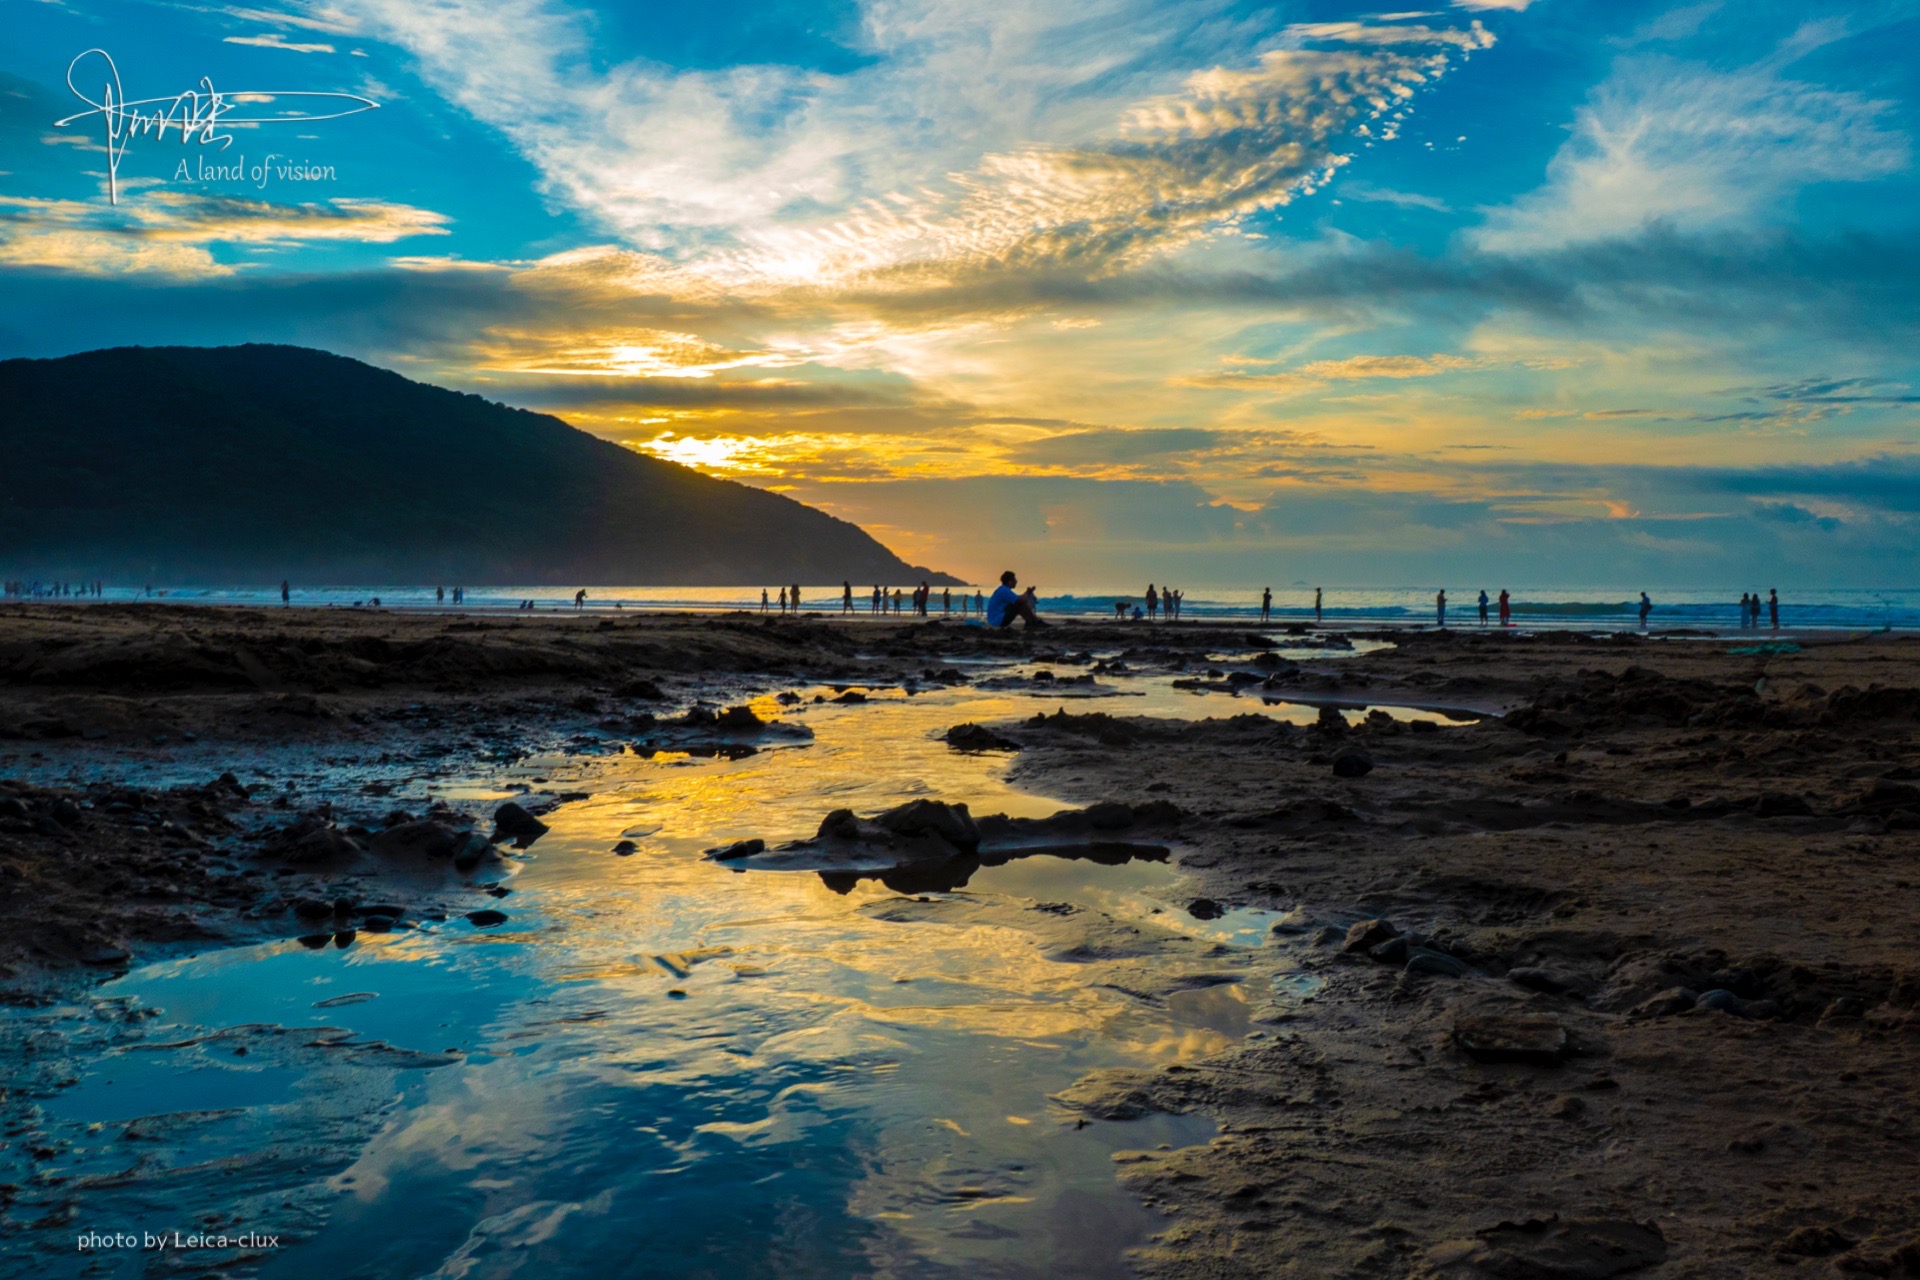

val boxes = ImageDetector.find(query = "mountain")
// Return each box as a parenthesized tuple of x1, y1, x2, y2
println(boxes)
(0, 345, 958, 586)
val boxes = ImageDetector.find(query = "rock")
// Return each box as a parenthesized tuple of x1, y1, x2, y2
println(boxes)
(612, 840, 637, 855)
(1631, 986, 1698, 1018)
(0, 797, 26, 820)
(1776, 1226, 1856, 1259)
(291, 897, 333, 921)
(1425, 1215, 1666, 1278)
(371, 819, 466, 860)
(715, 705, 763, 730)
(1509, 967, 1576, 995)
(872, 799, 980, 852)
(615, 678, 665, 700)
(1331, 751, 1375, 778)
(450, 830, 495, 872)
(1188, 898, 1224, 920)
(1083, 801, 1135, 830)
(465, 909, 508, 928)
(834, 690, 869, 703)
(1752, 790, 1814, 818)
(944, 723, 1020, 751)
(1315, 705, 1347, 733)
(1309, 925, 1344, 946)
(1406, 947, 1467, 978)
(1369, 936, 1409, 965)
(361, 915, 395, 933)
(1454, 1014, 1570, 1065)
(1694, 988, 1745, 1014)
(492, 802, 550, 846)
(1344, 918, 1400, 953)
(707, 838, 766, 861)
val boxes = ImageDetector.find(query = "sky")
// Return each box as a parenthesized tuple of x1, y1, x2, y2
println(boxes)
(2, 0, 1918, 588)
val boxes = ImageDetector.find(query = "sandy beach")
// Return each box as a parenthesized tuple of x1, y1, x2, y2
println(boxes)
(2, 604, 1916, 1277)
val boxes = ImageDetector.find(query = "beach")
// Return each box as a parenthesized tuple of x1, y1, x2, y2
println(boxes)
(2, 603, 1916, 1278)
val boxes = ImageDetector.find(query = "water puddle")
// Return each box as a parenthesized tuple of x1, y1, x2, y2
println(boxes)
(2, 668, 1369, 1278)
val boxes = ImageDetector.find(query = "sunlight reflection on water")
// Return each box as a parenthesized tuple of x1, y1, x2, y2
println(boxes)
(12, 663, 1424, 1279)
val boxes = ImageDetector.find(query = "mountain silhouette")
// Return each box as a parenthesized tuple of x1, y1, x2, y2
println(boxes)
(0, 344, 957, 586)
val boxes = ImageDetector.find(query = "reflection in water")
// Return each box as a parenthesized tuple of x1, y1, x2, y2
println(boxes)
(3, 671, 1349, 1280)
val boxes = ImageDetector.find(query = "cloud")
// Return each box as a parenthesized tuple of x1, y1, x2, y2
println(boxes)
(1452, 0, 1535, 11)
(1180, 350, 1568, 391)
(1475, 50, 1909, 251)
(0, 191, 450, 276)
(223, 34, 338, 53)
(329, 1, 1493, 290)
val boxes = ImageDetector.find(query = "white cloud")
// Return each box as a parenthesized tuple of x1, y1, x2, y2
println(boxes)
(1452, 0, 1535, 11)
(323, 0, 1491, 291)
(223, 33, 337, 53)
(1475, 53, 1909, 252)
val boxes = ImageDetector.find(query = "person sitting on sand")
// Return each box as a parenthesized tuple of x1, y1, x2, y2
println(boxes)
(987, 571, 1049, 629)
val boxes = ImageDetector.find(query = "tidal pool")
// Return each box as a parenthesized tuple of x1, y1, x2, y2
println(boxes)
(3, 669, 1384, 1279)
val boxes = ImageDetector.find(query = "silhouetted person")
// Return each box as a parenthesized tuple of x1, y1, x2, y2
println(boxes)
(574, 589, 587, 609)
(987, 571, 1048, 628)
(1498, 589, 1511, 626)
(1739, 592, 1752, 630)
(942, 587, 951, 615)
(791, 583, 801, 615)
(1478, 590, 1489, 625)
(1769, 588, 1780, 630)
(779, 587, 788, 615)
(1314, 587, 1322, 624)
(1261, 587, 1272, 622)
(974, 589, 984, 615)
(1436, 589, 1447, 627)
(1146, 584, 1159, 621)
(843, 581, 854, 615)
(1639, 592, 1652, 629)
(437, 586, 445, 604)
(281, 580, 290, 606)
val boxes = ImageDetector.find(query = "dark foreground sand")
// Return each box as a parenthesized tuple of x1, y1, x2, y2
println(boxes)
(2, 604, 1916, 1277)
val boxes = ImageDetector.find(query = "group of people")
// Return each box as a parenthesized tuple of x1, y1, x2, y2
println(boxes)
(1739, 589, 1781, 630)
(5, 580, 103, 598)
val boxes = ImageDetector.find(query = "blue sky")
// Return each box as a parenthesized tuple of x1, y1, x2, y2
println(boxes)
(2, 0, 1917, 586)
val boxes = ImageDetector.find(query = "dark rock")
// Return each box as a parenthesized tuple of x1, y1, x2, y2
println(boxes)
(292, 897, 333, 921)
(1331, 751, 1374, 778)
(492, 802, 550, 845)
(361, 915, 395, 932)
(451, 830, 494, 872)
(1083, 801, 1135, 830)
(1509, 967, 1575, 995)
(872, 799, 980, 852)
(1632, 986, 1698, 1018)
(1187, 898, 1224, 920)
(1406, 947, 1467, 978)
(1427, 1215, 1665, 1277)
(1369, 936, 1409, 965)
(944, 723, 1020, 751)
(1776, 1226, 1856, 1259)
(708, 838, 766, 861)
(1314, 705, 1347, 733)
(465, 909, 508, 928)
(612, 840, 637, 855)
(834, 690, 869, 703)
(1454, 1014, 1569, 1065)
(1751, 791, 1814, 818)
(1344, 918, 1400, 953)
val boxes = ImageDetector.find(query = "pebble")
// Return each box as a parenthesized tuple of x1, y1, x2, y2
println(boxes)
(465, 909, 508, 927)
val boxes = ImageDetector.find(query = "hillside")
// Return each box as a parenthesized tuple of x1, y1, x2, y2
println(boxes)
(0, 344, 957, 586)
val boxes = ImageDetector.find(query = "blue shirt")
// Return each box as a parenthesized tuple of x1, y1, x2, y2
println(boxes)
(986, 584, 1018, 626)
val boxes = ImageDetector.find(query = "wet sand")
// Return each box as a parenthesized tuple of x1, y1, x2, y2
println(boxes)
(2, 604, 1916, 1277)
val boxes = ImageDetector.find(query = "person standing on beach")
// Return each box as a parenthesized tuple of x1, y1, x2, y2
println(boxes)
(1146, 584, 1159, 621)
(575, 589, 587, 609)
(1436, 589, 1447, 627)
(281, 580, 290, 606)
(763, 589, 770, 613)
(1478, 590, 1490, 626)
(1314, 588, 1323, 625)
(1261, 588, 1272, 623)
(842, 582, 854, 615)
(1498, 589, 1511, 626)
(790, 584, 802, 616)
(1769, 588, 1780, 630)
(1639, 592, 1652, 629)
(1738, 593, 1751, 629)
(778, 586, 788, 615)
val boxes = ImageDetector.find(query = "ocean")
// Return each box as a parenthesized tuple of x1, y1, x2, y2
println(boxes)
(14, 583, 1919, 631)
